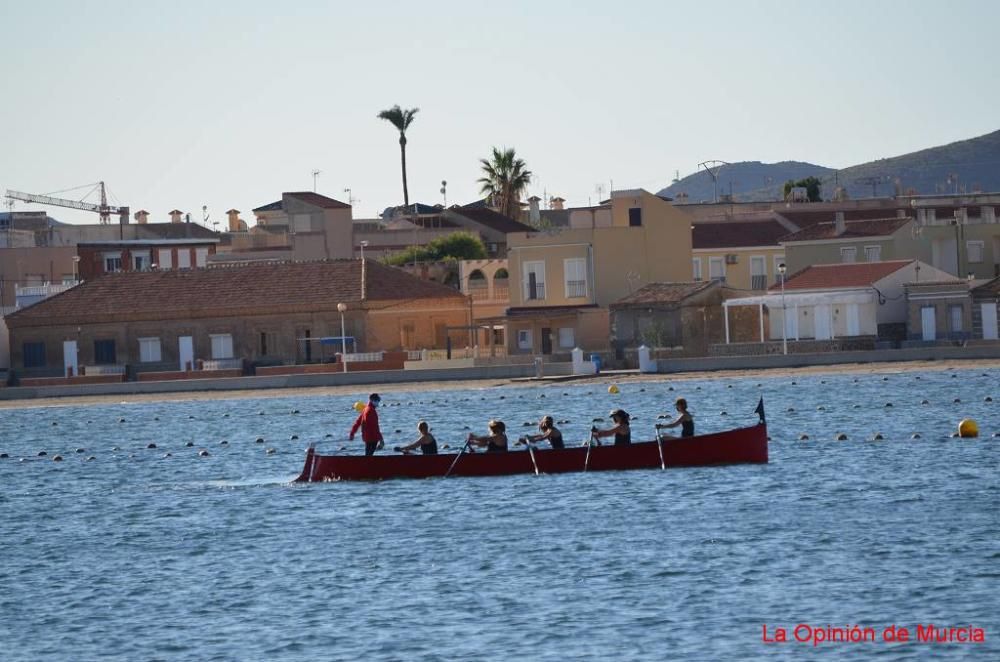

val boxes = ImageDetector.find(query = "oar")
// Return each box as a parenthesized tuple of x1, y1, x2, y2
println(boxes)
(444, 439, 471, 478)
(583, 430, 595, 472)
(525, 440, 540, 476)
(653, 424, 666, 470)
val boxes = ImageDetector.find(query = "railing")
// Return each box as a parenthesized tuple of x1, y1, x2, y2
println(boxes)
(751, 274, 768, 290)
(525, 282, 546, 300)
(203, 358, 243, 371)
(15, 282, 77, 297)
(406, 346, 508, 361)
(342, 351, 383, 363)
(468, 285, 490, 300)
(566, 280, 587, 298)
(82, 364, 126, 376)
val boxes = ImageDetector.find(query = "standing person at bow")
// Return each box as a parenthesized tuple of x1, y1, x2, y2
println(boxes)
(517, 416, 564, 449)
(592, 409, 631, 446)
(467, 420, 508, 453)
(349, 393, 384, 456)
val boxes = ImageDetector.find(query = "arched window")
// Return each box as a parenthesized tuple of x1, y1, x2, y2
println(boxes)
(468, 269, 487, 299)
(493, 268, 509, 300)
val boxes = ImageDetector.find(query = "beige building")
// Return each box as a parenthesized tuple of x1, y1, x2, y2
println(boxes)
(691, 219, 789, 291)
(504, 189, 694, 354)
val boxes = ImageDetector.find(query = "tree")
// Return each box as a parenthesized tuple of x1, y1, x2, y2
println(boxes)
(377, 105, 419, 207)
(782, 176, 823, 202)
(384, 231, 487, 266)
(478, 147, 533, 219)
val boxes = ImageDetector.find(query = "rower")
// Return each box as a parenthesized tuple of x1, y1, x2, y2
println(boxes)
(593, 409, 631, 446)
(395, 421, 439, 455)
(517, 415, 564, 449)
(659, 398, 694, 438)
(468, 420, 508, 453)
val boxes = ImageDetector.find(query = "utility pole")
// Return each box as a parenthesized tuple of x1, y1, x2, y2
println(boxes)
(312, 170, 321, 192)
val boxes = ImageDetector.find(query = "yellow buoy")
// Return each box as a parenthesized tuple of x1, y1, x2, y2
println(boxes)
(353, 401, 365, 412)
(608, 384, 620, 395)
(958, 419, 978, 438)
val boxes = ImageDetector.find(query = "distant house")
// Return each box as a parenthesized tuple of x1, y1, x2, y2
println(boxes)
(904, 280, 972, 343)
(971, 277, 1000, 340)
(5, 260, 469, 378)
(77, 239, 220, 279)
(723, 259, 957, 344)
(692, 219, 789, 290)
(780, 213, 916, 275)
(609, 281, 756, 353)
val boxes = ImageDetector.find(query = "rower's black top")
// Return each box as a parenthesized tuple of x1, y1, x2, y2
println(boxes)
(614, 428, 631, 446)
(422, 434, 438, 454)
(681, 419, 695, 438)
(547, 428, 564, 449)
(486, 434, 508, 453)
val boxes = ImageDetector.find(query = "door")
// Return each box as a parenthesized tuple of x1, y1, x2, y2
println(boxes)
(63, 340, 78, 376)
(179, 335, 194, 371)
(846, 304, 860, 336)
(784, 306, 798, 341)
(813, 305, 832, 340)
(921, 307, 936, 341)
(981, 303, 998, 340)
(541, 327, 552, 354)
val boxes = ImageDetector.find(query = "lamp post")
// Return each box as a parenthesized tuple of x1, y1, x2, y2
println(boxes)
(778, 262, 788, 355)
(71, 256, 80, 282)
(337, 302, 348, 373)
(360, 240, 368, 262)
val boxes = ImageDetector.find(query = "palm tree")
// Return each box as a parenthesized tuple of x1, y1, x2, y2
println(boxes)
(377, 105, 419, 208)
(478, 147, 533, 219)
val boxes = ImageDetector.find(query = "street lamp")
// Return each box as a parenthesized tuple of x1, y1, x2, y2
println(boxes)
(71, 256, 80, 282)
(778, 262, 788, 355)
(360, 240, 369, 262)
(337, 302, 348, 373)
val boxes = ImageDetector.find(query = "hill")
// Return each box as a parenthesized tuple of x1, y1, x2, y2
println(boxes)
(658, 129, 1000, 202)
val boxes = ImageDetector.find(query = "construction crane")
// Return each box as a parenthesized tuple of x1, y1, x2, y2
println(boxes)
(5, 181, 129, 224)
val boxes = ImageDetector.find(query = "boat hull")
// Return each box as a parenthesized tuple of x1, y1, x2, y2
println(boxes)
(295, 423, 768, 482)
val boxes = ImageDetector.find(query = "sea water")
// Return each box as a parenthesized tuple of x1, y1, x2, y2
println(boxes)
(0, 367, 997, 660)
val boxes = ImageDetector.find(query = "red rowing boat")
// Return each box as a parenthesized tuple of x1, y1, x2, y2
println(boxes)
(294, 423, 768, 482)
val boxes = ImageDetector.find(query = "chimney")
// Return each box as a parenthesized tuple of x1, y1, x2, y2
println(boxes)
(527, 196, 541, 225)
(169, 209, 183, 224)
(134, 210, 150, 224)
(226, 209, 243, 232)
(550, 196, 565, 211)
(834, 211, 846, 236)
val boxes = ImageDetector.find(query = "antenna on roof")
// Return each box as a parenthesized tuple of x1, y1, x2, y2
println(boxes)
(312, 170, 321, 192)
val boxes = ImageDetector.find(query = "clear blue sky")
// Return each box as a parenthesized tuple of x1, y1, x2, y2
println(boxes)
(2, 0, 998, 224)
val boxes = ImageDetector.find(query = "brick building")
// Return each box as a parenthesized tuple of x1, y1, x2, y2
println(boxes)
(5, 260, 470, 377)
(77, 239, 220, 280)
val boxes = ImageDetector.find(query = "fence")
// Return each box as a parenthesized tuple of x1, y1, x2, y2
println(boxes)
(405, 346, 508, 361)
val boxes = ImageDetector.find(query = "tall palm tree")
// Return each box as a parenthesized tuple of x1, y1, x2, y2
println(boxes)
(478, 147, 533, 219)
(377, 105, 419, 208)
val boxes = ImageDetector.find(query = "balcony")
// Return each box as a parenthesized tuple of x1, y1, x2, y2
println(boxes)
(524, 282, 546, 301)
(751, 274, 768, 290)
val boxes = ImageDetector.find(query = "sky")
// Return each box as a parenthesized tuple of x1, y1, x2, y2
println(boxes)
(2, 0, 999, 225)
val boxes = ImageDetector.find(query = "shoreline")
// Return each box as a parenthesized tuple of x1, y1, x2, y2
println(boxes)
(1, 357, 997, 410)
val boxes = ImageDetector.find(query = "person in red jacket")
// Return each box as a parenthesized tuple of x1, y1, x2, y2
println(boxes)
(350, 393, 384, 456)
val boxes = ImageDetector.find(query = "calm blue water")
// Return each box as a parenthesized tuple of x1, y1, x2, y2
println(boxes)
(1, 367, 997, 661)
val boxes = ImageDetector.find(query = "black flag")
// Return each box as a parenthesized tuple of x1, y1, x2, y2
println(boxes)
(754, 397, 766, 424)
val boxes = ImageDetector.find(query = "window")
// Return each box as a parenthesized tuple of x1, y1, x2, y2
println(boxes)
(950, 305, 963, 333)
(517, 329, 533, 350)
(157, 248, 173, 269)
(23, 342, 46, 368)
(103, 252, 123, 272)
(709, 256, 725, 281)
(840, 247, 857, 263)
(195, 247, 208, 268)
(864, 245, 882, 262)
(522, 261, 546, 301)
(628, 207, 642, 227)
(210, 333, 234, 359)
(750, 256, 767, 290)
(558, 327, 575, 348)
(94, 339, 117, 364)
(138, 337, 162, 363)
(564, 258, 588, 298)
(692, 257, 702, 281)
(259, 331, 278, 356)
(967, 241, 984, 264)
(177, 249, 192, 269)
(133, 251, 150, 271)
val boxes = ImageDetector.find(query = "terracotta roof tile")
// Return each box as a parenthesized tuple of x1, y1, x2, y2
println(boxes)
(7, 260, 464, 326)
(972, 276, 1000, 295)
(770, 260, 914, 291)
(693, 220, 788, 249)
(780, 217, 911, 242)
(611, 281, 716, 308)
